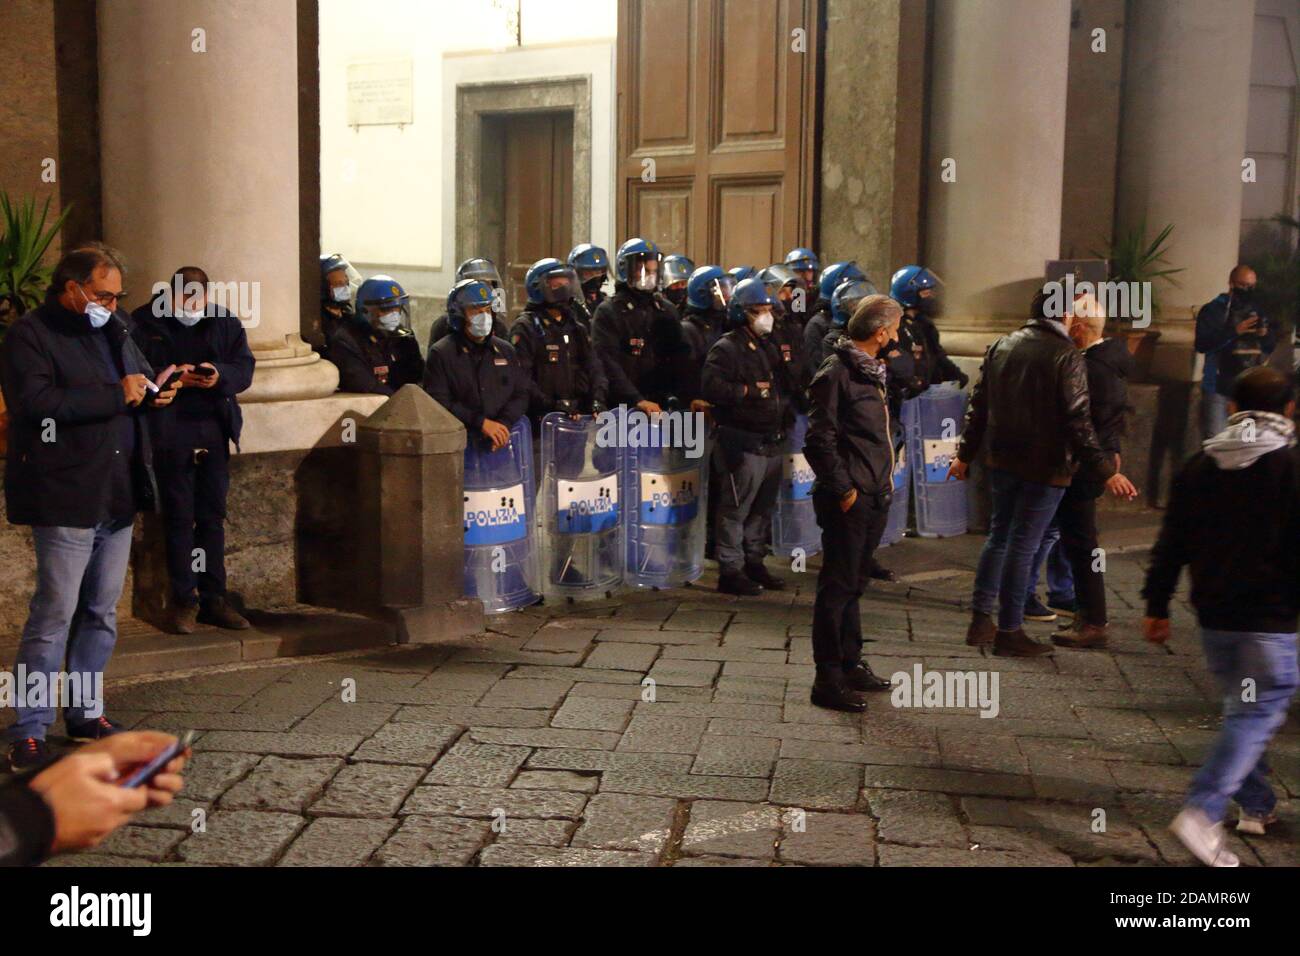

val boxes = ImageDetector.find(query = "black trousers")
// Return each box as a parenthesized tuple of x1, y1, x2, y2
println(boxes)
(156, 443, 230, 607)
(811, 488, 889, 675)
(1055, 479, 1107, 626)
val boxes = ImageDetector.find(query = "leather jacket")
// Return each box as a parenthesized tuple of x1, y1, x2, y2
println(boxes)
(956, 319, 1116, 487)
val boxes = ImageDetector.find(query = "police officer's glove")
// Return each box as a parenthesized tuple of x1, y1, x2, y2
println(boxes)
(589, 400, 608, 417)
(555, 398, 577, 416)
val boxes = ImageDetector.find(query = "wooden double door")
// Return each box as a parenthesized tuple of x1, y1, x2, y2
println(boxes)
(616, 0, 820, 269)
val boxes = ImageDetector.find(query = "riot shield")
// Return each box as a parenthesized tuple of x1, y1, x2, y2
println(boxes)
(772, 413, 821, 557)
(537, 412, 624, 600)
(906, 383, 969, 538)
(880, 426, 911, 548)
(462, 418, 539, 612)
(623, 418, 709, 589)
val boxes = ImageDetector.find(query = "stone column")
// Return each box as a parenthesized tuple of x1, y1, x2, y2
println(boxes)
(925, 0, 1072, 352)
(97, 0, 336, 402)
(1115, 0, 1256, 379)
(358, 386, 483, 643)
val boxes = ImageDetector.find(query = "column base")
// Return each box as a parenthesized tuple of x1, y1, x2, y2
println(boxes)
(244, 334, 340, 403)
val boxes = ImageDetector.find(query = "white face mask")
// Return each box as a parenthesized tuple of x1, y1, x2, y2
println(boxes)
(634, 266, 658, 292)
(176, 307, 204, 327)
(750, 310, 774, 336)
(80, 287, 113, 329)
(331, 285, 351, 303)
(468, 311, 494, 339)
(376, 310, 402, 332)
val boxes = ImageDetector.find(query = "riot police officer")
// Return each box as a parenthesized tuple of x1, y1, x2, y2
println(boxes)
(820, 277, 879, 362)
(760, 264, 809, 411)
(568, 242, 611, 325)
(424, 278, 530, 452)
(783, 247, 820, 298)
(804, 261, 868, 377)
(510, 258, 608, 424)
(319, 253, 360, 353)
(677, 265, 735, 405)
(330, 275, 424, 395)
(729, 265, 757, 283)
(889, 265, 968, 389)
(590, 238, 685, 413)
(702, 278, 793, 596)
(660, 254, 695, 312)
(427, 257, 510, 350)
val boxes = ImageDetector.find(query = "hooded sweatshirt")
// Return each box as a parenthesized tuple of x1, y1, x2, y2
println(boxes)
(1143, 410, 1300, 633)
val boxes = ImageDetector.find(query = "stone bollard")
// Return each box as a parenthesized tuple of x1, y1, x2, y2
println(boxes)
(357, 384, 483, 642)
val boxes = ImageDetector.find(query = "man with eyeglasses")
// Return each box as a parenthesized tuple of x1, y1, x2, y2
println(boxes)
(0, 244, 179, 771)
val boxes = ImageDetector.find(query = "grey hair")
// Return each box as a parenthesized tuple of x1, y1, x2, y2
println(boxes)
(847, 294, 902, 341)
(48, 242, 127, 297)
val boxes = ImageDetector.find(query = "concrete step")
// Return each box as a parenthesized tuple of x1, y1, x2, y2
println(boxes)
(0, 604, 396, 680)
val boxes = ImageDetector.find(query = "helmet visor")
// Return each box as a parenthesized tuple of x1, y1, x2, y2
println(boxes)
(539, 266, 581, 305)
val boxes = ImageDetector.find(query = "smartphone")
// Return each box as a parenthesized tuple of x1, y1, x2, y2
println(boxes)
(119, 730, 194, 789)
(192, 365, 216, 379)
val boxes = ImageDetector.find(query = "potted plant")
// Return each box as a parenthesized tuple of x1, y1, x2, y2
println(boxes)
(0, 193, 72, 454)
(1093, 220, 1183, 380)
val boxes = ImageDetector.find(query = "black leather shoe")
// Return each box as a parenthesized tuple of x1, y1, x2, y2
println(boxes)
(810, 681, 868, 713)
(718, 570, 762, 596)
(743, 561, 786, 591)
(869, 561, 898, 583)
(843, 662, 892, 692)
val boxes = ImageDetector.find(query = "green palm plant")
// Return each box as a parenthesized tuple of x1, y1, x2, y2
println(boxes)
(0, 192, 73, 340)
(1092, 220, 1184, 322)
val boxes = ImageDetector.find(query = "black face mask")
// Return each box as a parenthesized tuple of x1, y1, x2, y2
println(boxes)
(917, 296, 942, 318)
(664, 287, 687, 309)
(1231, 285, 1255, 302)
(582, 277, 605, 301)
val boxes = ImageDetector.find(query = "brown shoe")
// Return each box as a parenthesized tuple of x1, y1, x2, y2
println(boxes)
(199, 597, 251, 631)
(993, 628, 1054, 657)
(1052, 622, 1108, 649)
(168, 603, 199, 635)
(965, 611, 995, 647)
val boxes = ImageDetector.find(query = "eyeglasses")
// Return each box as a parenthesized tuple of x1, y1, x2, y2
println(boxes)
(83, 287, 129, 305)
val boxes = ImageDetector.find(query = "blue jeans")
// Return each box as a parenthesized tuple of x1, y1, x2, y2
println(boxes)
(8, 519, 134, 741)
(1024, 516, 1075, 606)
(1185, 629, 1298, 823)
(972, 468, 1065, 631)
(1201, 389, 1229, 441)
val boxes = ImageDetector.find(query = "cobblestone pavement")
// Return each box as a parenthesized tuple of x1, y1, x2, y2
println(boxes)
(27, 523, 1300, 867)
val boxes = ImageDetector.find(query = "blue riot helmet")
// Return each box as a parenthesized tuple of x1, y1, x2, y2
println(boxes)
(817, 261, 867, 305)
(356, 275, 410, 333)
(685, 265, 736, 311)
(726, 277, 777, 331)
(567, 243, 609, 297)
(320, 253, 361, 305)
(729, 266, 757, 283)
(784, 247, 820, 274)
(614, 238, 663, 291)
(890, 265, 943, 312)
(830, 278, 878, 328)
(525, 258, 581, 307)
(446, 278, 497, 339)
(660, 254, 694, 309)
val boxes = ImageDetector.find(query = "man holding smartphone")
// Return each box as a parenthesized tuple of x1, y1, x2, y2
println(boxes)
(131, 267, 254, 634)
(1, 246, 180, 770)
(1196, 265, 1277, 440)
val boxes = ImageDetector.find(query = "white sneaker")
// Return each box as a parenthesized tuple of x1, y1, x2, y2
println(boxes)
(1236, 810, 1279, 836)
(1170, 808, 1240, 867)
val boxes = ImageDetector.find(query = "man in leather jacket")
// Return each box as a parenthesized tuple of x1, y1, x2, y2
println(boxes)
(949, 289, 1137, 657)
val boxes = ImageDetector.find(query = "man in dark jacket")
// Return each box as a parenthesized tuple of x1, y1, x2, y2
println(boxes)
(803, 295, 904, 712)
(424, 278, 530, 451)
(331, 275, 424, 395)
(703, 278, 792, 597)
(0, 731, 188, 866)
(677, 265, 733, 406)
(803, 261, 866, 380)
(888, 265, 969, 390)
(590, 238, 684, 413)
(0, 246, 178, 769)
(426, 257, 510, 349)
(950, 290, 1136, 657)
(1142, 367, 1298, 866)
(1024, 301, 1135, 645)
(131, 267, 255, 634)
(510, 259, 608, 424)
(1195, 265, 1276, 440)
(318, 252, 358, 355)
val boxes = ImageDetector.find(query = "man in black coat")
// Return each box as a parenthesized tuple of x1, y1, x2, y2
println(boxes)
(330, 275, 424, 395)
(803, 295, 903, 712)
(950, 290, 1136, 658)
(1, 245, 179, 769)
(424, 278, 530, 452)
(131, 266, 255, 634)
(1142, 367, 1299, 865)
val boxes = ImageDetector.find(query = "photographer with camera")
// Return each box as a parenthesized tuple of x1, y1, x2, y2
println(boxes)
(1196, 265, 1277, 440)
